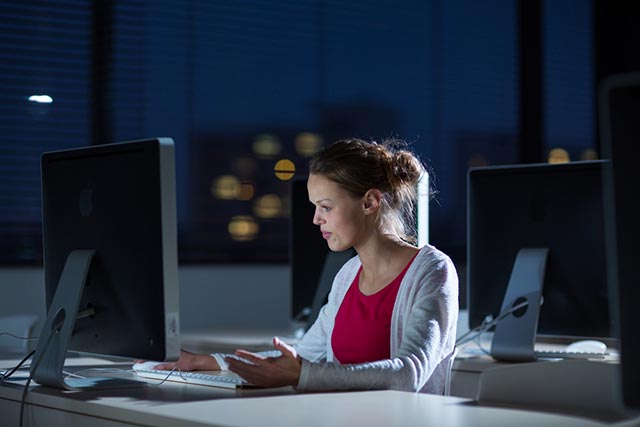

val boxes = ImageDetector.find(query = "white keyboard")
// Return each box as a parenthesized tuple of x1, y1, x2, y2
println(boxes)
(534, 350, 606, 360)
(135, 369, 248, 389)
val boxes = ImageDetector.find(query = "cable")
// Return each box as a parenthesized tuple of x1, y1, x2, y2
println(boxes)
(64, 366, 179, 387)
(456, 300, 530, 347)
(0, 332, 40, 341)
(0, 349, 35, 384)
(18, 328, 57, 427)
(63, 367, 129, 380)
(136, 367, 179, 387)
(0, 331, 40, 384)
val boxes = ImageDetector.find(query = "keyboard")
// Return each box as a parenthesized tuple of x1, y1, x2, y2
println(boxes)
(135, 369, 248, 389)
(534, 350, 607, 360)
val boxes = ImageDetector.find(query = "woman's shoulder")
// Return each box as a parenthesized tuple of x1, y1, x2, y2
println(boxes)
(408, 244, 458, 286)
(414, 244, 454, 268)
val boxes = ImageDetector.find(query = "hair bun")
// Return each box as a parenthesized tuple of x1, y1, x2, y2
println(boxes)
(392, 150, 423, 186)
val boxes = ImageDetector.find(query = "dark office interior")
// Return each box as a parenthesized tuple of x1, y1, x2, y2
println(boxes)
(1, 1, 639, 321)
(1, 1, 640, 424)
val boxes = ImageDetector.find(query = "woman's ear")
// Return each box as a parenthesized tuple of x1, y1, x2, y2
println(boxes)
(362, 189, 382, 214)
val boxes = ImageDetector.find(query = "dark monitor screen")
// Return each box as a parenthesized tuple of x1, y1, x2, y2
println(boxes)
(467, 160, 612, 341)
(289, 177, 354, 325)
(600, 73, 640, 410)
(290, 177, 327, 321)
(32, 138, 180, 390)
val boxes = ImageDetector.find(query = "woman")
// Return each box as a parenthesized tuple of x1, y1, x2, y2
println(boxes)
(152, 138, 459, 394)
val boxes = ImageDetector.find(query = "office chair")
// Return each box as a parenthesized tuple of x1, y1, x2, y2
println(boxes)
(444, 346, 458, 396)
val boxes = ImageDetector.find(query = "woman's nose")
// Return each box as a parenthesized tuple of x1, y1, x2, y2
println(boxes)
(312, 210, 323, 225)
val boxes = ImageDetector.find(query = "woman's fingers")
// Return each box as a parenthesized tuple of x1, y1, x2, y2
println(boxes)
(272, 337, 297, 359)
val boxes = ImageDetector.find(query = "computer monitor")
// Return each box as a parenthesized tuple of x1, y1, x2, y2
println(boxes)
(467, 160, 613, 342)
(31, 138, 180, 390)
(600, 73, 640, 411)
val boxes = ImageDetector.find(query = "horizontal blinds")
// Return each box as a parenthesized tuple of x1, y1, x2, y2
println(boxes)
(0, 0, 91, 263)
(111, 0, 146, 142)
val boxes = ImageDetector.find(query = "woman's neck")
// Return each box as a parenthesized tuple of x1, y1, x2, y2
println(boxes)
(356, 238, 419, 295)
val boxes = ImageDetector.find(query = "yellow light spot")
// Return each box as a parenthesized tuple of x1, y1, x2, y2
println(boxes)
(548, 148, 570, 164)
(274, 158, 295, 181)
(237, 182, 255, 201)
(212, 175, 240, 199)
(295, 132, 323, 156)
(253, 134, 281, 157)
(580, 148, 598, 161)
(228, 215, 259, 242)
(254, 194, 282, 218)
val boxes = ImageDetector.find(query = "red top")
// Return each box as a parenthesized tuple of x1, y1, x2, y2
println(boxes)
(331, 254, 417, 364)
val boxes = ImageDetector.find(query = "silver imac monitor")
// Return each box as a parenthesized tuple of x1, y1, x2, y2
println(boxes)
(31, 138, 180, 390)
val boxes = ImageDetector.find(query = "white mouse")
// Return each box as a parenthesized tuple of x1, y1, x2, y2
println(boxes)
(565, 340, 607, 353)
(132, 360, 163, 371)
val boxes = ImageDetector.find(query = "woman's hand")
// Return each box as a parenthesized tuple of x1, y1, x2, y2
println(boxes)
(225, 337, 302, 388)
(148, 349, 219, 371)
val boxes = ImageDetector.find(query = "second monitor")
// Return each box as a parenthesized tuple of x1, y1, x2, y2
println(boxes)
(467, 160, 613, 343)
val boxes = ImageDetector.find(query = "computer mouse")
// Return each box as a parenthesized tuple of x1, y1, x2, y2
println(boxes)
(565, 340, 607, 353)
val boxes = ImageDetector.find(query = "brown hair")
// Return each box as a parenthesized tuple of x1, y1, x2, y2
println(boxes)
(309, 138, 427, 244)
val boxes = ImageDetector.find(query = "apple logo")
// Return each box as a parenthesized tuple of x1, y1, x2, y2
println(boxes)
(79, 185, 93, 217)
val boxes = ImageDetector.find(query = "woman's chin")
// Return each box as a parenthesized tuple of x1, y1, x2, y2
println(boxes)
(327, 241, 348, 252)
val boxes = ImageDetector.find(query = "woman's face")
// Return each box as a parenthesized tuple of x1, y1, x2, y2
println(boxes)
(307, 174, 368, 252)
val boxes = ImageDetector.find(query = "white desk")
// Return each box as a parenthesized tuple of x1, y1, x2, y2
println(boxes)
(1, 357, 638, 427)
(451, 334, 622, 398)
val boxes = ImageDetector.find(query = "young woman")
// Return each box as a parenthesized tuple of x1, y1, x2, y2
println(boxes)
(152, 138, 459, 394)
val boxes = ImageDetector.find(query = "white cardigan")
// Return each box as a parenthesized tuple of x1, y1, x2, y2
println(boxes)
(214, 245, 459, 394)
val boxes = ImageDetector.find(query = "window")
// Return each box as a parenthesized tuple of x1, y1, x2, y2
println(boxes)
(0, 0, 597, 265)
(0, 1, 91, 263)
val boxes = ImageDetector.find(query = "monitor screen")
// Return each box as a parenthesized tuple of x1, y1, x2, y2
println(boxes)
(467, 160, 612, 341)
(290, 177, 329, 322)
(600, 73, 640, 410)
(31, 138, 180, 390)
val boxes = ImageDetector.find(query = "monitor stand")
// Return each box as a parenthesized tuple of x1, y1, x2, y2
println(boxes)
(490, 248, 549, 362)
(30, 249, 147, 390)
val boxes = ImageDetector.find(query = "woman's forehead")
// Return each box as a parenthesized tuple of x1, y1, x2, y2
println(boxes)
(308, 174, 348, 200)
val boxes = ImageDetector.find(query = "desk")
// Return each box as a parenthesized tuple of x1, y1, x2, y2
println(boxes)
(450, 334, 621, 399)
(1, 357, 637, 427)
